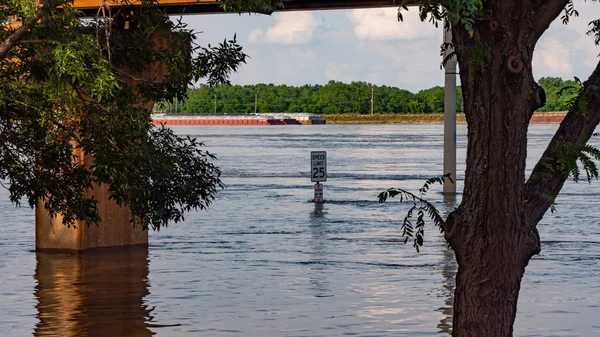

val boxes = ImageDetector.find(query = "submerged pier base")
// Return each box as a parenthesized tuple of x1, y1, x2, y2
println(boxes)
(35, 188, 148, 251)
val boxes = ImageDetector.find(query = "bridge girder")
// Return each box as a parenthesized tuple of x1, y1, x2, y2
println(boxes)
(76, 0, 416, 16)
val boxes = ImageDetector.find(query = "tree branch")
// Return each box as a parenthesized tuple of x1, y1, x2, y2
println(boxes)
(529, 0, 569, 44)
(0, 11, 43, 60)
(524, 60, 600, 225)
(116, 68, 165, 84)
(15, 39, 57, 46)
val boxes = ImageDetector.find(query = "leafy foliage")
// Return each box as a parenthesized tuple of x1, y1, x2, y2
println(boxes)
(219, 0, 283, 14)
(554, 141, 600, 183)
(194, 34, 247, 86)
(587, 18, 600, 46)
(378, 174, 452, 252)
(545, 78, 600, 185)
(561, 0, 579, 25)
(0, 0, 247, 229)
(92, 127, 223, 230)
(397, 0, 484, 36)
(561, 77, 600, 117)
(539, 77, 582, 112)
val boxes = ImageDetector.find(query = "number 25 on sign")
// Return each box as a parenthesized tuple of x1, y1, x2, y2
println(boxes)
(311, 151, 327, 182)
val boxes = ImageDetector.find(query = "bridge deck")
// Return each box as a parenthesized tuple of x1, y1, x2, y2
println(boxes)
(74, 0, 404, 16)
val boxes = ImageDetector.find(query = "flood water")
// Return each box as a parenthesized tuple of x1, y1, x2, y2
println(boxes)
(0, 124, 599, 336)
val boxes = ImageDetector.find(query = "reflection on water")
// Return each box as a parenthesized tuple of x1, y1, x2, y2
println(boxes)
(437, 198, 457, 335)
(309, 202, 332, 298)
(34, 248, 154, 337)
(437, 247, 455, 335)
(309, 202, 327, 219)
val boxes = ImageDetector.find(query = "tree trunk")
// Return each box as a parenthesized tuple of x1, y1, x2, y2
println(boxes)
(451, 236, 532, 336)
(443, 2, 549, 335)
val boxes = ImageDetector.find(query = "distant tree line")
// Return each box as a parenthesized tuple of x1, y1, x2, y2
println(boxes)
(154, 77, 580, 114)
(536, 77, 582, 112)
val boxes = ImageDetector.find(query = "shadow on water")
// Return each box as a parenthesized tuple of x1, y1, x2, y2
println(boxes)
(34, 247, 156, 337)
(437, 195, 457, 335)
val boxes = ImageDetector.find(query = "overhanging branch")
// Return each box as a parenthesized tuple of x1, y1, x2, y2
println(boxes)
(0, 11, 43, 60)
(15, 39, 57, 46)
(529, 0, 569, 44)
(524, 60, 600, 225)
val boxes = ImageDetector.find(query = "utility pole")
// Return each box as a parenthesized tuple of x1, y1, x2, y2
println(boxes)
(255, 93, 258, 114)
(213, 94, 217, 114)
(175, 95, 178, 113)
(371, 87, 374, 115)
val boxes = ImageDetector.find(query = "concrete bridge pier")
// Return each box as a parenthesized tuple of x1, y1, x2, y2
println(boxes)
(443, 22, 457, 197)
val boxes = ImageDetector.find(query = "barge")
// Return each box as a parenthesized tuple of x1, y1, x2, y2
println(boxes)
(151, 113, 326, 126)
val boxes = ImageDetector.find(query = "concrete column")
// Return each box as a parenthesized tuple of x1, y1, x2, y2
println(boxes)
(443, 21, 457, 196)
(36, 145, 148, 250)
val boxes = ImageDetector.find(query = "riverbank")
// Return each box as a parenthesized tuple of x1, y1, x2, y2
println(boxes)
(321, 112, 567, 124)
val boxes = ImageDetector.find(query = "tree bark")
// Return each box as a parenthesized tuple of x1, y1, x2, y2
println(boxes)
(442, 1, 563, 335)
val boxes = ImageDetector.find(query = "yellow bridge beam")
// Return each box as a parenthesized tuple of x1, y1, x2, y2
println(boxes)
(74, 0, 405, 16)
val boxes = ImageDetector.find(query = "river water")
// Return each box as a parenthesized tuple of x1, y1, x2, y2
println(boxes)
(0, 124, 598, 337)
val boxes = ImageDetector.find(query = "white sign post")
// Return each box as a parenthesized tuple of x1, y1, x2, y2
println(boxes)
(311, 151, 327, 203)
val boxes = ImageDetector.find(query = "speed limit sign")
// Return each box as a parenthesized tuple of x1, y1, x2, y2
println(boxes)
(310, 151, 327, 182)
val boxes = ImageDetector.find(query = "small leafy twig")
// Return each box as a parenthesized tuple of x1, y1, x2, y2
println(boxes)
(378, 173, 453, 252)
(554, 140, 600, 183)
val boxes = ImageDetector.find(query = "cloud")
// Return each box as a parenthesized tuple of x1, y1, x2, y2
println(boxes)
(248, 12, 319, 45)
(248, 29, 264, 44)
(571, 31, 599, 70)
(347, 8, 439, 41)
(271, 48, 319, 83)
(563, 1, 600, 69)
(324, 62, 356, 82)
(356, 39, 444, 90)
(532, 0, 599, 79)
(534, 38, 573, 77)
(288, 48, 316, 59)
(228, 46, 321, 86)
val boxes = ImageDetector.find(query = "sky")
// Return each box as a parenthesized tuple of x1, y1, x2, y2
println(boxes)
(181, 0, 600, 92)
